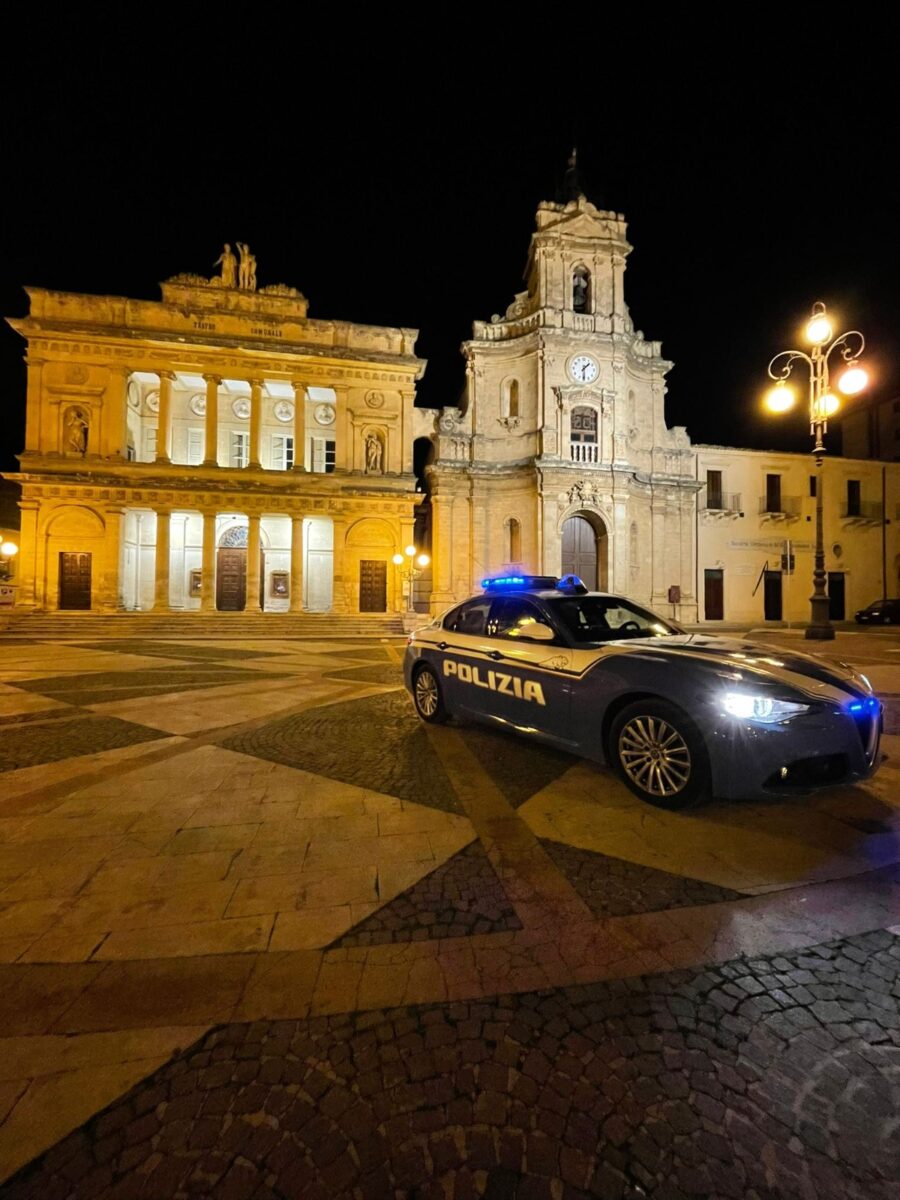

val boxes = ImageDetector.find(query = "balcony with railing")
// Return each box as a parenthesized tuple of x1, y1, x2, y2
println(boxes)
(759, 495, 801, 521)
(841, 500, 884, 524)
(701, 491, 742, 519)
(570, 443, 599, 464)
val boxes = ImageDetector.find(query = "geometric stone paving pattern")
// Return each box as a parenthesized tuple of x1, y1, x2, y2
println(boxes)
(12, 667, 292, 706)
(0, 715, 167, 772)
(3, 930, 897, 1200)
(330, 840, 523, 948)
(538, 838, 747, 917)
(220, 691, 464, 813)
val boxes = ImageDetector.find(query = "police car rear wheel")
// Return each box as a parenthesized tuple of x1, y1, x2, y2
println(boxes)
(412, 665, 449, 723)
(610, 700, 710, 809)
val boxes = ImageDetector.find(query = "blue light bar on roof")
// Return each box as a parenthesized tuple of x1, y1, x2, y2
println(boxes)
(481, 574, 559, 591)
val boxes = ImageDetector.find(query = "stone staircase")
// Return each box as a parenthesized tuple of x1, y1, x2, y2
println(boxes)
(0, 610, 406, 639)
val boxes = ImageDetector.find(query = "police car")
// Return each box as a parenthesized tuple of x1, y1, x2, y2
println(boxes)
(403, 574, 882, 809)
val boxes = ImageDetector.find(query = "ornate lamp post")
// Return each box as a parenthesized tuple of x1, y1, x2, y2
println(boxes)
(392, 544, 430, 614)
(765, 302, 867, 640)
(0, 541, 19, 581)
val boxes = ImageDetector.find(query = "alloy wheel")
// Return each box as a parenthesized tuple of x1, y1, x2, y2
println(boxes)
(618, 715, 692, 798)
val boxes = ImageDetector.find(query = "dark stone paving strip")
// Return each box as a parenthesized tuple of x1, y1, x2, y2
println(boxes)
(461, 723, 575, 809)
(0, 707, 75, 727)
(539, 837, 747, 917)
(5, 930, 897, 1199)
(331, 841, 523, 948)
(323, 663, 402, 686)
(70, 642, 284, 661)
(221, 690, 462, 813)
(12, 668, 291, 706)
(0, 716, 167, 772)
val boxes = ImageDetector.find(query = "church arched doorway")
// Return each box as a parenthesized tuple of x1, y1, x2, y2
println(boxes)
(561, 512, 608, 591)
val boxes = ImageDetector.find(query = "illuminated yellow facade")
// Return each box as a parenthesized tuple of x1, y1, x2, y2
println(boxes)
(4, 253, 425, 616)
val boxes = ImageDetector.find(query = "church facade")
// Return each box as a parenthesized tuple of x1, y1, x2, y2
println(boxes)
(422, 194, 900, 625)
(425, 194, 700, 622)
(5, 248, 425, 617)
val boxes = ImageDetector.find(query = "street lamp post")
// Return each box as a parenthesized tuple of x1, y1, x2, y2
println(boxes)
(0, 541, 19, 581)
(392, 544, 430, 614)
(765, 302, 867, 640)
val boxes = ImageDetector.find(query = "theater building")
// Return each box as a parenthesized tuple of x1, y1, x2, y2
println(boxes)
(4, 250, 425, 616)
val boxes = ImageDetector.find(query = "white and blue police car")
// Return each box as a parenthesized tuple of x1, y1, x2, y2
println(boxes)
(403, 574, 882, 809)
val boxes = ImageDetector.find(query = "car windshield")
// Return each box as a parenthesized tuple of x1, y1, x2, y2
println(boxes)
(547, 595, 681, 644)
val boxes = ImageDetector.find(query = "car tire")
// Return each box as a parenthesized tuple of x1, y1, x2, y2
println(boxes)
(411, 664, 450, 724)
(609, 699, 711, 810)
(884, 616, 892, 625)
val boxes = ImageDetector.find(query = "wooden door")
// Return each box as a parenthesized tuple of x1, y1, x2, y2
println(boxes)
(58, 552, 92, 610)
(828, 572, 846, 621)
(359, 559, 387, 612)
(561, 516, 598, 589)
(763, 570, 783, 621)
(704, 569, 724, 620)
(216, 548, 246, 611)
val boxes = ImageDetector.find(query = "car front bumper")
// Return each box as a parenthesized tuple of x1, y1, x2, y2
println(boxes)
(706, 704, 882, 800)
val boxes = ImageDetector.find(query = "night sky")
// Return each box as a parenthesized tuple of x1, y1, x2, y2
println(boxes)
(1, 18, 896, 478)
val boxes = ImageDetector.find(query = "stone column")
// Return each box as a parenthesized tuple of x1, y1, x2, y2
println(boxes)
(331, 516, 349, 613)
(247, 514, 261, 612)
(103, 507, 125, 611)
(201, 511, 217, 611)
(290, 516, 304, 611)
(154, 510, 170, 610)
(203, 374, 221, 467)
(15, 501, 39, 608)
(248, 378, 264, 469)
(156, 370, 174, 463)
(291, 381, 307, 471)
(104, 366, 129, 460)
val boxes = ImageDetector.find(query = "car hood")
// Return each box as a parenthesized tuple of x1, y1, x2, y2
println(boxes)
(604, 634, 869, 699)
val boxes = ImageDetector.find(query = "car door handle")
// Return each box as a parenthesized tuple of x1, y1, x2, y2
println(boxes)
(438, 641, 448, 650)
(487, 650, 505, 660)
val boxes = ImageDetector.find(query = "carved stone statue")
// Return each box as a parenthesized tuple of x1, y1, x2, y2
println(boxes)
(65, 407, 89, 456)
(213, 244, 237, 288)
(237, 242, 257, 291)
(365, 432, 383, 474)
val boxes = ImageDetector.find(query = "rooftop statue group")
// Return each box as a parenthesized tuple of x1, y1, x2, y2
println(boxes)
(214, 243, 256, 291)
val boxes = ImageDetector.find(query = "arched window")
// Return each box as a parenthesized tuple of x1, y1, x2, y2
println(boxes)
(570, 406, 598, 464)
(506, 517, 522, 564)
(572, 266, 591, 314)
(502, 378, 519, 419)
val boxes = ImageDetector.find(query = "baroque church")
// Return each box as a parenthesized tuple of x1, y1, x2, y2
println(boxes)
(423, 190, 700, 622)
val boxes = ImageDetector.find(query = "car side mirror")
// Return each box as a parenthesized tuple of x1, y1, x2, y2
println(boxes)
(513, 622, 556, 642)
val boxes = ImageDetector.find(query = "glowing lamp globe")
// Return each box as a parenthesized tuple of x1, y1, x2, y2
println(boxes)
(0, 542, 18, 558)
(818, 393, 840, 418)
(805, 308, 833, 346)
(404, 544, 416, 557)
(838, 364, 868, 395)
(765, 384, 795, 414)
(416, 553, 430, 568)
(392, 553, 404, 565)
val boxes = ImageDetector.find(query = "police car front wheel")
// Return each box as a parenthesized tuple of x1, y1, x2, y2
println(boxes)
(412, 664, 449, 724)
(609, 699, 710, 810)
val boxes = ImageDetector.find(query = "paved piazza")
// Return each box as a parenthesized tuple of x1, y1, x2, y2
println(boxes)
(0, 629, 898, 1196)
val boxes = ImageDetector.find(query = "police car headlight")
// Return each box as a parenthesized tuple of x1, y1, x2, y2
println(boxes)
(723, 693, 809, 723)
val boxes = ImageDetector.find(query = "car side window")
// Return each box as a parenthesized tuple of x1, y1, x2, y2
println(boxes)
(445, 598, 492, 636)
(487, 598, 556, 640)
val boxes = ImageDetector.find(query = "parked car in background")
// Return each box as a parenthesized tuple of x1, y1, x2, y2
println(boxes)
(855, 599, 900, 625)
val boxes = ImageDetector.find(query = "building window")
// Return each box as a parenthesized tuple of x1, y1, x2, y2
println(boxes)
(506, 517, 521, 563)
(809, 474, 817, 497)
(572, 266, 591, 314)
(144, 427, 157, 461)
(570, 406, 598, 464)
(230, 431, 249, 468)
(706, 470, 723, 510)
(765, 473, 782, 513)
(272, 435, 294, 471)
(502, 379, 519, 419)
(311, 437, 335, 474)
(847, 479, 861, 517)
(126, 443, 136, 461)
(187, 428, 204, 466)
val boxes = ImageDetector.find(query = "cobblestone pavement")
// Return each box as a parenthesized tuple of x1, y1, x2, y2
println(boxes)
(0, 630, 899, 1191)
(332, 842, 523, 948)
(538, 839, 745, 918)
(5, 930, 897, 1200)
(0, 714, 166, 772)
